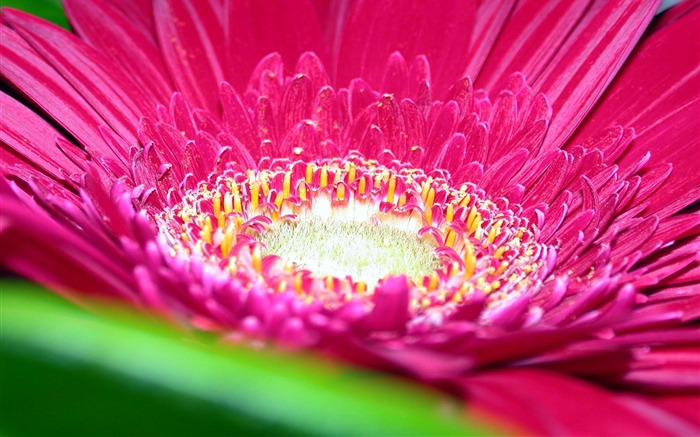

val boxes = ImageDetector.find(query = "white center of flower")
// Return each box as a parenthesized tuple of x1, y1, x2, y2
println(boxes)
(259, 217, 440, 287)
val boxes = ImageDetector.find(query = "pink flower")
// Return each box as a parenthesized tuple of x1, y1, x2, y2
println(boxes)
(1, 0, 698, 434)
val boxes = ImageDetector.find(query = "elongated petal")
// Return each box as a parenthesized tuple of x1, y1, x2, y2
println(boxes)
(458, 368, 700, 436)
(336, 0, 477, 97)
(154, 0, 225, 112)
(571, 6, 700, 216)
(63, 0, 173, 108)
(0, 93, 81, 181)
(224, 0, 323, 90)
(536, 0, 660, 150)
(3, 9, 147, 145)
(475, 0, 591, 91)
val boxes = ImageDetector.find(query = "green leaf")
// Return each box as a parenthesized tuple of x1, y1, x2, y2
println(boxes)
(0, 0, 70, 29)
(1, 281, 494, 436)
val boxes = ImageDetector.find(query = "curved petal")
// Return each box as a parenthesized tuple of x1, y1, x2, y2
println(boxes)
(335, 0, 477, 97)
(0, 24, 127, 164)
(571, 5, 700, 217)
(63, 0, 173, 108)
(0, 92, 81, 181)
(475, 0, 592, 91)
(2, 9, 148, 145)
(154, 0, 225, 112)
(535, 0, 660, 150)
(457, 368, 700, 436)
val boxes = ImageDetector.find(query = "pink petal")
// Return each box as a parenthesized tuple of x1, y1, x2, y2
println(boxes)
(224, 0, 324, 90)
(63, 0, 173, 108)
(154, 0, 225, 112)
(536, 0, 660, 150)
(335, 0, 477, 97)
(0, 93, 81, 180)
(3, 9, 148, 145)
(0, 24, 127, 164)
(476, 0, 591, 92)
(571, 6, 700, 217)
(462, 0, 516, 79)
(458, 368, 699, 436)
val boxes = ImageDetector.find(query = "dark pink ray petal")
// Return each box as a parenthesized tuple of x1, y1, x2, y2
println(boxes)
(457, 368, 700, 436)
(0, 191, 138, 304)
(2, 9, 150, 145)
(571, 6, 700, 217)
(461, 0, 516, 79)
(154, 0, 225, 112)
(535, 0, 660, 150)
(112, 0, 154, 35)
(63, 0, 173, 108)
(336, 0, 477, 97)
(224, 0, 324, 90)
(649, 0, 700, 32)
(0, 93, 81, 181)
(475, 0, 591, 92)
(311, 0, 351, 64)
(0, 26, 128, 165)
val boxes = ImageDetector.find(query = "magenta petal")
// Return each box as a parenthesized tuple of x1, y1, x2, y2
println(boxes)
(154, 0, 224, 112)
(3, 10, 148, 145)
(224, 0, 324, 90)
(0, 194, 138, 304)
(336, 0, 477, 97)
(536, 0, 660, 150)
(0, 25, 126, 163)
(572, 6, 700, 217)
(1, 93, 81, 180)
(476, 0, 590, 92)
(364, 276, 410, 332)
(62, 0, 173, 109)
(458, 368, 700, 436)
(462, 0, 516, 79)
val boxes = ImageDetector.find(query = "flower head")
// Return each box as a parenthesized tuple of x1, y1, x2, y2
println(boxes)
(1, 0, 699, 434)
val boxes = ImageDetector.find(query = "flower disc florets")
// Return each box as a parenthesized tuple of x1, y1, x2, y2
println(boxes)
(156, 153, 553, 326)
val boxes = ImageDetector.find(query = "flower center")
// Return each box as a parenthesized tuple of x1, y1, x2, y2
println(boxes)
(259, 217, 440, 287)
(156, 154, 553, 321)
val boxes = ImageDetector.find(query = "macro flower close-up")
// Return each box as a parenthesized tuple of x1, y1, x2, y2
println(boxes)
(1, 0, 699, 435)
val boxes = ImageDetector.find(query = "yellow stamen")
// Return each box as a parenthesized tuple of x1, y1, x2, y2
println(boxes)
(428, 271, 439, 291)
(201, 216, 213, 244)
(251, 181, 260, 211)
(487, 220, 503, 244)
(387, 175, 397, 204)
(464, 243, 476, 278)
(213, 192, 222, 221)
(283, 172, 291, 199)
(425, 187, 436, 208)
(494, 245, 508, 259)
(224, 192, 233, 214)
(445, 229, 457, 247)
(337, 183, 346, 200)
(348, 164, 357, 183)
(358, 177, 367, 194)
(398, 193, 407, 208)
(294, 273, 304, 294)
(446, 204, 454, 222)
(233, 192, 242, 214)
(320, 165, 328, 187)
(252, 244, 262, 272)
(220, 224, 236, 257)
(305, 163, 314, 183)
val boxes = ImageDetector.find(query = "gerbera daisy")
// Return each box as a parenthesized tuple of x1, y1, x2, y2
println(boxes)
(1, 0, 698, 434)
